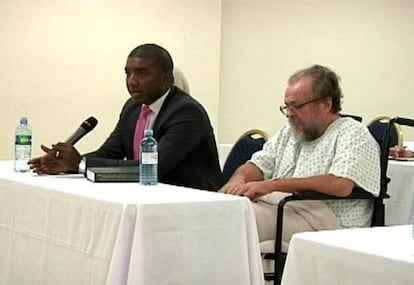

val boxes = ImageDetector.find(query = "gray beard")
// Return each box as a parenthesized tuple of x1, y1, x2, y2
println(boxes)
(290, 122, 321, 142)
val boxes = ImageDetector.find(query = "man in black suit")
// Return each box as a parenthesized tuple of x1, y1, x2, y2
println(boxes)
(29, 44, 223, 191)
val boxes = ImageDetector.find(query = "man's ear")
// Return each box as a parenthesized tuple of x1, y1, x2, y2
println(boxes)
(162, 71, 174, 88)
(323, 97, 333, 112)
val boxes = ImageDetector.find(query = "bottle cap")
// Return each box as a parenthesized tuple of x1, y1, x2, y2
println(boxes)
(144, 129, 153, 136)
(20, 117, 28, 125)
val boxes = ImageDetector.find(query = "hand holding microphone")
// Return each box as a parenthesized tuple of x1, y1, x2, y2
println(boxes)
(50, 116, 98, 158)
(28, 116, 98, 174)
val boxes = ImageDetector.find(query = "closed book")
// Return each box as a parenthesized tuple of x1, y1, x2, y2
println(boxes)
(86, 166, 140, 182)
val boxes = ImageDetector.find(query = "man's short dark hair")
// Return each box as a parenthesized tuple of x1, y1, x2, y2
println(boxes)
(288, 64, 343, 113)
(128, 43, 174, 73)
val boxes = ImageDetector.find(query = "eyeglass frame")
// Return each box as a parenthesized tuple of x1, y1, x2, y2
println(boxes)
(279, 96, 327, 116)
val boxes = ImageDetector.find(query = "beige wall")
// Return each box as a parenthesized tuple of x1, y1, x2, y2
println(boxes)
(2, 0, 414, 159)
(220, 0, 414, 142)
(0, 0, 222, 159)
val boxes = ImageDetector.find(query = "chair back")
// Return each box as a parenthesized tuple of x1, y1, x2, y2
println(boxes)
(339, 113, 362, 122)
(367, 116, 403, 148)
(222, 129, 269, 183)
(368, 117, 393, 226)
(370, 116, 414, 226)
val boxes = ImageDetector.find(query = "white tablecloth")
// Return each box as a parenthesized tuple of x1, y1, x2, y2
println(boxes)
(281, 225, 414, 285)
(0, 161, 264, 285)
(386, 160, 414, 225)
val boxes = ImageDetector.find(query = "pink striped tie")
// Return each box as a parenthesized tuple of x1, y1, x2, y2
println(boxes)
(133, 105, 152, 160)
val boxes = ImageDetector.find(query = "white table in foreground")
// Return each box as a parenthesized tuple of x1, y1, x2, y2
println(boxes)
(386, 160, 414, 225)
(281, 225, 414, 285)
(0, 161, 264, 285)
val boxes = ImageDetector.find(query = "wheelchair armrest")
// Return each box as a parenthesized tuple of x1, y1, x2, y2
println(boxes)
(290, 187, 389, 201)
(290, 186, 378, 200)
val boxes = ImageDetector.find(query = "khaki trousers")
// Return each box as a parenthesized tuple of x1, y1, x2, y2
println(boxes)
(252, 192, 340, 243)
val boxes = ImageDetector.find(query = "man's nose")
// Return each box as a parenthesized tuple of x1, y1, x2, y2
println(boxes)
(286, 107, 295, 118)
(127, 74, 140, 86)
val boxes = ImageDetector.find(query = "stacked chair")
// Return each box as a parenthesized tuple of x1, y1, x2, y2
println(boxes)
(222, 129, 269, 184)
(367, 116, 403, 147)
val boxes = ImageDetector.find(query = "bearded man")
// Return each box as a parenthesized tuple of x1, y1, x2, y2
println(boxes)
(220, 64, 380, 243)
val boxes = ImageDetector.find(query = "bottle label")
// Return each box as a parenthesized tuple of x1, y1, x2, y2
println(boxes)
(141, 152, 158, 164)
(15, 135, 32, 145)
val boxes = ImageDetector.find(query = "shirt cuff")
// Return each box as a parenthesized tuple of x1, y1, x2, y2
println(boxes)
(78, 157, 86, 174)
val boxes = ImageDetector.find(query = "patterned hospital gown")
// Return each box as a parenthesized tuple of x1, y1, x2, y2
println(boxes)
(251, 117, 381, 227)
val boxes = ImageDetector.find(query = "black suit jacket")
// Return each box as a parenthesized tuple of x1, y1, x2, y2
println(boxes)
(85, 87, 223, 191)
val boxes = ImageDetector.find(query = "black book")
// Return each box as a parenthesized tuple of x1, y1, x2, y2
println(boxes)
(86, 166, 140, 182)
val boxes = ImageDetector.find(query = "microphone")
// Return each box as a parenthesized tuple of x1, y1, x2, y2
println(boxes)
(64, 116, 98, 145)
(393, 117, 414, 128)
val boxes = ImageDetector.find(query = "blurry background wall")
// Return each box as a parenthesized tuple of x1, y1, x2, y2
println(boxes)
(1, 0, 414, 159)
(0, 0, 222, 158)
(220, 0, 414, 142)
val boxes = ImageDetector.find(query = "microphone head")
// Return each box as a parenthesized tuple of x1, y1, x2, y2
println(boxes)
(81, 116, 98, 131)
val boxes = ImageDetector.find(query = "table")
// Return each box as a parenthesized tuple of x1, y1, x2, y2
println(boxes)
(386, 160, 414, 225)
(281, 225, 414, 285)
(0, 161, 264, 285)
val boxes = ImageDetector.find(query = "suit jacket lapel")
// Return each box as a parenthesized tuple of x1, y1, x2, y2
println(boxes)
(152, 88, 176, 134)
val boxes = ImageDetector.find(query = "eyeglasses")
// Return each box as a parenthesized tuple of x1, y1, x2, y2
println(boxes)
(279, 97, 325, 116)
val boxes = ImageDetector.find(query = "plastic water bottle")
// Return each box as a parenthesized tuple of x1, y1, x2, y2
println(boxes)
(14, 117, 32, 172)
(412, 194, 414, 239)
(139, 129, 158, 185)
(412, 194, 414, 256)
(412, 212, 414, 240)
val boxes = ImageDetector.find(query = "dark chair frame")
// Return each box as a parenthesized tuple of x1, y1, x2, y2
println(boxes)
(339, 113, 362, 122)
(263, 117, 414, 284)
